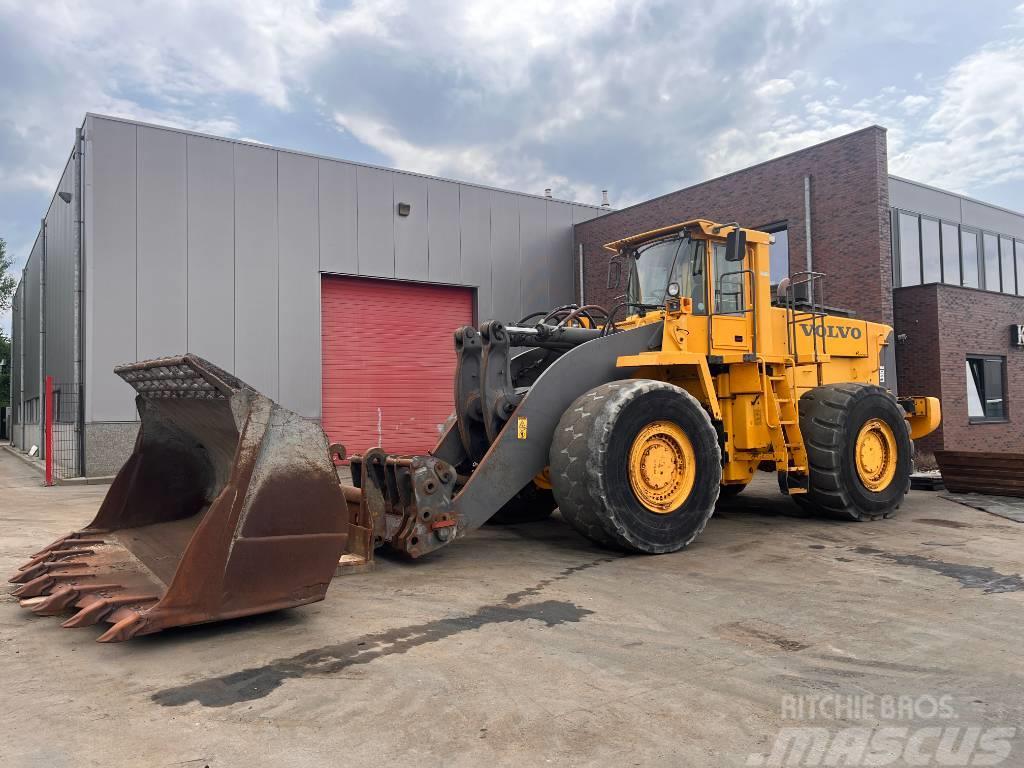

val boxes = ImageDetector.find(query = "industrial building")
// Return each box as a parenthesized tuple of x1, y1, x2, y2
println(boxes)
(576, 126, 1024, 460)
(8, 114, 605, 477)
(10, 119, 1024, 478)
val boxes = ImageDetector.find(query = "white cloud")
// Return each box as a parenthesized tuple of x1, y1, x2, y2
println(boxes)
(899, 94, 931, 114)
(756, 78, 797, 99)
(890, 39, 1024, 192)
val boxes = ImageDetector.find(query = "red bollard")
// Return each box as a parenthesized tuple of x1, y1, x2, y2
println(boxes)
(45, 375, 53, 487)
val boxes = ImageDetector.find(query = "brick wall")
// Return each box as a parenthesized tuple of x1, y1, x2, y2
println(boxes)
(574, 126, 893, 325)
(913, 284, 1024, 453)
(892, 284, 943, 457)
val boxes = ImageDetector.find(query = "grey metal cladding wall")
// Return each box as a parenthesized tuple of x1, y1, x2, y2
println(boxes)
(277, 151, 321, 417)
(889, 176, 1024, 238)
(83, 115, 603, 422)
(426, 179, 460, 284)
(357, 165, 395, 278)
(11, 282, 22, 427)
(85, 117, 138, 422)
(519, 195, 550, 314)
(186, 134, 234, 368)
(22, 238, 41, 402)
(459, 184, 492, 319)
(44, 157, 77, 389)
(547, 202, 574, 311)
(394, 173, 428, 281)
(233, 142, 279, 399)
(137, 127, 188, 361)
(489, 191, 521, 322)
(318, 159, 357, 274)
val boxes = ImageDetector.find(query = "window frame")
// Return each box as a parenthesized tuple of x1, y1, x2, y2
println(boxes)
(960, 226, 982, 289)
(757, 220, 790, 285)
(919, 214, 942, 284)
(966, 354, 1008, 424)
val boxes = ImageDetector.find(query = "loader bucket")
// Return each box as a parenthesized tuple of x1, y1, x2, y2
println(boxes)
(9, 355, 361, 642)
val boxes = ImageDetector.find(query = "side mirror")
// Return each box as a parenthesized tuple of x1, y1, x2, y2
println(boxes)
(725, 228, 747, 262)
(607, 258, 622, 290)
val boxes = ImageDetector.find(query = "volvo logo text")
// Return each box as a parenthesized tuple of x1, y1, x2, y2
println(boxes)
(800, 323, 862, 340)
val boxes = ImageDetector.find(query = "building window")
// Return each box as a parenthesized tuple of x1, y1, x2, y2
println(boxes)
(897, 212, 921, 285)
(941, 222, 961, 286)
(1000, 236, 1016, 294)
(761, 223, 790, 284)
(1017, 240, 1024, 297)
(961, 229, 981, 288)
(966, 355, 1006, 422)
(982, 233, 1000, 291)
(920, 217, 941, 283)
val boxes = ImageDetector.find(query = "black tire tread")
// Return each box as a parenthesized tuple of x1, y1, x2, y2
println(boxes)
(550, 380, 721, 553)
(797, 383, 912, 521)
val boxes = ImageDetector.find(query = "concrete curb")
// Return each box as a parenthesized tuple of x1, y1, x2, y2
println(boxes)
(2, 443, 45, 476)
(2, 443, 114, 486)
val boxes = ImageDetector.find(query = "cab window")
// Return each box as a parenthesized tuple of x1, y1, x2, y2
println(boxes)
(712, 242, 745, 315)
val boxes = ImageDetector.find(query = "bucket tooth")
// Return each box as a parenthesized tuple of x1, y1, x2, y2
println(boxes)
(29, 586, 82, 616)
(29, 583, 123, 616)
(12, 570, 96, 598)
(30, 533, 102, 559)
(62, 594, 157, 629)
(96, 612, 149, 643)
(11, 575, 56, 599)
(10, 558, 91, 584)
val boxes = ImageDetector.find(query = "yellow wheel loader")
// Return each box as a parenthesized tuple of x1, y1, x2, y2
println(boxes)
(10, 219, 941, 641)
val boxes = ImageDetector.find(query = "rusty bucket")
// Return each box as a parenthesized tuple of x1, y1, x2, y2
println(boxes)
(9, 355, 367, 642)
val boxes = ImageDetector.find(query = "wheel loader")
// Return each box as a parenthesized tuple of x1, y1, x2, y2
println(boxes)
(10, 219, 941, 641)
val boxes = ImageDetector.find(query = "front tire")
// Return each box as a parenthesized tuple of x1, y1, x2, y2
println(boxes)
(550, 380, 721, 553)
(797, 383, 912, 521)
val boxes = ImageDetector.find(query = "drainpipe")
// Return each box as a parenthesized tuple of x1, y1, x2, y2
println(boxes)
(73, 126, 85, 476)
(39, 217, 47, 458)
(19, 266, 26, 450)
(9, 289, 16, 442)
(803, 175, 813, 273)
(578, 243, 585, 305)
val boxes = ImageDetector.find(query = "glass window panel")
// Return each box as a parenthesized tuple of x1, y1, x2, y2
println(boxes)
(712, 242, 745, 315)
(966, 360, 985, 418)
(897, 212, 921, 286)
(983, 233, 1000, 291)
(768, 228, 789, 284)
(967, 356, 1007, 421)
(961, 230, 980, 288)
(1017, 241, 1024, 297)
(984, 358, 1005, 419)
(921, 218, 941, 283)
(941, 222, 960, 286)
(1000, 236, 1015, 294)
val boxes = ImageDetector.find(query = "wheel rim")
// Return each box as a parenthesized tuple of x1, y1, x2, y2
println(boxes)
(628, 420, 696, 513)
(855, 418, 897, 492)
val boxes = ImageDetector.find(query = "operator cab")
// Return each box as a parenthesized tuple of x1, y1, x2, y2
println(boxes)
(612, 224, 749, 318)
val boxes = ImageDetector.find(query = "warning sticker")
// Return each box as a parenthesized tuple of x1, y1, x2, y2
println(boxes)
(517, 416, 528, 440)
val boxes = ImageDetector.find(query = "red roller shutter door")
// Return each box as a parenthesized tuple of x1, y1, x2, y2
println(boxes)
(321, 276, 474, 455)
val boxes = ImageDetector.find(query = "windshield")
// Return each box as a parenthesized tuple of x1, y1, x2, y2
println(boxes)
(627, 238, 683, 305)
(626, 236, 705, 312)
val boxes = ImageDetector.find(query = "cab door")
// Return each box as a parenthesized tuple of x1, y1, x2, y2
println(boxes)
(709, 241, 754, 353)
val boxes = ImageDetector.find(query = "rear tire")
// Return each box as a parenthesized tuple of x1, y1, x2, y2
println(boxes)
(797, 383, 912, 521)
(550, 380, 721, 553)
(486, 483, 556, 525)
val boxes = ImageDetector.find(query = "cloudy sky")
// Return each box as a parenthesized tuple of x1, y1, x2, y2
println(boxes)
(2, 0, 1024, 332)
